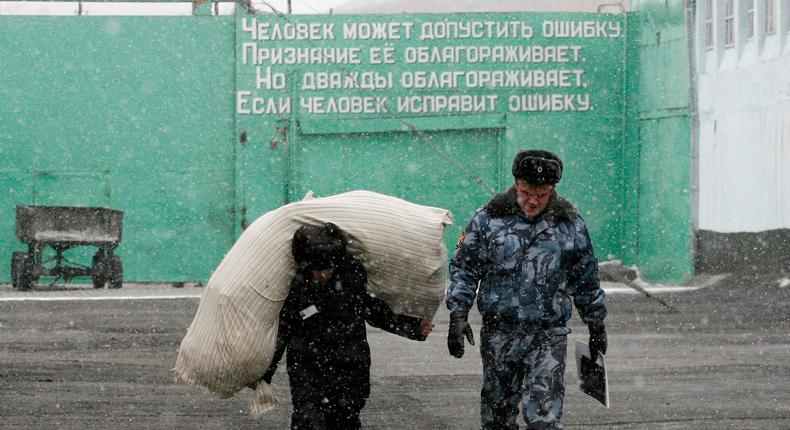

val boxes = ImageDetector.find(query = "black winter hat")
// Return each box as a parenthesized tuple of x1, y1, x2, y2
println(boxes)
(292, 222, 348, 270)
(511, 149, 563, 185)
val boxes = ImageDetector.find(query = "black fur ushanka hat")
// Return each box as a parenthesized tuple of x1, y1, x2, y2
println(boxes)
(511, 149, 563, 185)
(291, 222, 348, 270)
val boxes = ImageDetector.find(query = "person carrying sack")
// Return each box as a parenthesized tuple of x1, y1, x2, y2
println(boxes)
(251, 222, 433, 429)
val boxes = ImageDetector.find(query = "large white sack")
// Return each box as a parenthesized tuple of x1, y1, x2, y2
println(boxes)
(172, 190, 453, 414)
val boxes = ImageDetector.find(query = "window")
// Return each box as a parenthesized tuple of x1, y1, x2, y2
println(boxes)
(724, 0, 735, 46)
(746, 0, 755, 39)
(704, 0, 714, 49)
(765, 0, 776, 34)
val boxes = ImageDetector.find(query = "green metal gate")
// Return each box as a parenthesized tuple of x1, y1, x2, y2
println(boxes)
(291, 127, 503, 252)
(0, 3, 694, 284)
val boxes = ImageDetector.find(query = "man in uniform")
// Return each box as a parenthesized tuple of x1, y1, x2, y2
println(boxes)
(446, 149, 608, 429)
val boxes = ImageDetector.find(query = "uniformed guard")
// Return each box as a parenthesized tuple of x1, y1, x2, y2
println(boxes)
(446, 149, 608, 429)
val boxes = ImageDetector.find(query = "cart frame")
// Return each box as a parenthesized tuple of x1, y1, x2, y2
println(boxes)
(11, 205, 124, 290)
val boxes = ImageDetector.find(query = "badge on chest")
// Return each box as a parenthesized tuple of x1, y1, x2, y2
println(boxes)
(299, 304, 319, 320)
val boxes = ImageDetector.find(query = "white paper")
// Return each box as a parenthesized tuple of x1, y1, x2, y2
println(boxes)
(299, 304, 319, 320)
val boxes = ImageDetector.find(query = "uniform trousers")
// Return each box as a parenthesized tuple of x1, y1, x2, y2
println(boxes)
(480, 323, 570, 430)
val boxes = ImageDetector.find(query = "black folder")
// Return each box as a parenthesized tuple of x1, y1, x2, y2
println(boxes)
(575, 340, 609, 408)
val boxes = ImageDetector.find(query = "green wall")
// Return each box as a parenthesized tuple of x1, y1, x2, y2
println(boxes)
(235, 12, 627, 264)
(0, 6, 693, 284)
(0, 16, 237, 282)
(624, 0, 694, 282)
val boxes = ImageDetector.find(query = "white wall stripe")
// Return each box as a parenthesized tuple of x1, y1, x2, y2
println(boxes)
(0, 294, 201, 302)
(0, 284, 708, 302)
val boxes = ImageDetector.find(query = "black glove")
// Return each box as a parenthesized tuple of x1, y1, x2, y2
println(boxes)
(448, 310, 475, 358)
(588, 324, 608, 361)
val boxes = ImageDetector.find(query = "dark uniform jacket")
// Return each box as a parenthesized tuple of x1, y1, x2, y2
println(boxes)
(263, 257, 425, 401)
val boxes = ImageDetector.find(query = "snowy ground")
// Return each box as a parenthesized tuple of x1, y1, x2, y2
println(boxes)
(0, 271, 788, 429)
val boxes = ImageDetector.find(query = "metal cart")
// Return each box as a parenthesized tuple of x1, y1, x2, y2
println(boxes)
(11, 205, 124, 290)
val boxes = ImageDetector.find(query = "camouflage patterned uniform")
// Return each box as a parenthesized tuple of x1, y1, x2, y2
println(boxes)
(446, 187, 607, 430)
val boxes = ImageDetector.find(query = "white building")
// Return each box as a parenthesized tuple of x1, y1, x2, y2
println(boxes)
(693, 0, 790, 271)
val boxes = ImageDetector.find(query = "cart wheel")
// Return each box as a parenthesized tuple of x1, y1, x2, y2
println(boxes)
(12, 251, 33, 291)
(107, 256, 123, 289)
(92, 251, 107, 288)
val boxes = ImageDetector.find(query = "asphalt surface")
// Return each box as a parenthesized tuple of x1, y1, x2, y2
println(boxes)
(0, 272, 789, 429)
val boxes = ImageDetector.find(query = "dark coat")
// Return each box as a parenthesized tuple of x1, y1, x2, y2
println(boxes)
(262, 257, 425, 402)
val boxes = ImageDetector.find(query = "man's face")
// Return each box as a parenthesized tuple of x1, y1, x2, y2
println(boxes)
(310, 268, 335, 283)
(514, 179, 554, 217)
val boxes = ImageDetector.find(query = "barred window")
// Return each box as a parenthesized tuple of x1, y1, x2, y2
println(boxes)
(724, 0, 735, 46)
(704, 0, 714, 49)
(746, 0, 755, 39)
(765, 0, 776, 34)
